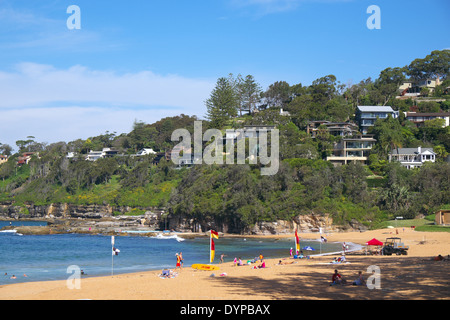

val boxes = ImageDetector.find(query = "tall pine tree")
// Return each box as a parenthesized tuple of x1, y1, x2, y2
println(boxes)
(205, 75, 238, 128)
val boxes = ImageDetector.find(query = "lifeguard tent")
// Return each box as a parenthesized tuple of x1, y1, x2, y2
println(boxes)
(435, 209, 450, 226)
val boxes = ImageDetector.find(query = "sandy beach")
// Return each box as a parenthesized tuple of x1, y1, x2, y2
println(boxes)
(0, 227, 449, 301)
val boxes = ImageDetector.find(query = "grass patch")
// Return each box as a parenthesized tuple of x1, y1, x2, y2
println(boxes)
(374, 218, 450, 232)
(414, 225, 450, 233)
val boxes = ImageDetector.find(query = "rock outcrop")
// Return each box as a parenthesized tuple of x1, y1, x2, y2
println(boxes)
(0, 202, 365, 235)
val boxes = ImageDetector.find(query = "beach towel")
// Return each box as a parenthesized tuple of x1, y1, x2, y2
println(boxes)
(159, 269, 178, 279)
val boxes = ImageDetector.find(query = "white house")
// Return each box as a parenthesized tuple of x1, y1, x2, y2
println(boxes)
(66, 152, 76, 159)
(86, 148, 119, 161)
(136, 148, 157, 156)
(389, 146, 436, 169)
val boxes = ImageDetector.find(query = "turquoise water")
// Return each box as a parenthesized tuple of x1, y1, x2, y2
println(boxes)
(0, 221, 350, 285)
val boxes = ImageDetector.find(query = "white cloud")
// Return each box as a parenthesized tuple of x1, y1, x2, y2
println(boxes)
(0, 62, 214, 109)
(0, 63, 215, 149)
(1, 106, 191, 148)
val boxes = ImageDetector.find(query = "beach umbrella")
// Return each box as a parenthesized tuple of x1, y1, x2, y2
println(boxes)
(302, 246, 315, 251)
(366, 238, 383, 246)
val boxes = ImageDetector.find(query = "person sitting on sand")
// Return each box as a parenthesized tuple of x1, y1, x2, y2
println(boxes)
(257, 259, 266, 269)
(238, 258, 243, 266)
(330, 269, 345, 285)
(422, 255, 448, 262)
(433, 255, 449, 261)
(352, 271, 365, 286)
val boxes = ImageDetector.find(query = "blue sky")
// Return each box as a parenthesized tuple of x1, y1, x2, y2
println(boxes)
(0, 0, 449, 150)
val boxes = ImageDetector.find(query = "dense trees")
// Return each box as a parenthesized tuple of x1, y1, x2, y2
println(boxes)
(0, 50, 449, 231)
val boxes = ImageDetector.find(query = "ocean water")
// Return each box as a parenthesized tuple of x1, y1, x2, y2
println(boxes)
(0, 220, 353, 285)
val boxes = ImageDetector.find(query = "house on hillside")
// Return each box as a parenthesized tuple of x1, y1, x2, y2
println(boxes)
(136, 148, 157, 156)
(356, 106, 398, 134)
(435, 209, 450, 226)
(388, 146, 436, 169)
(326, 135, 376, 166)
(0, 155, 8, 165)
(405, 112, 450, 128)
(86, 148, 119, 161)
(17, 152, 38, 166)
(307, 121, 359, 138)
(398, 78, 441, 97)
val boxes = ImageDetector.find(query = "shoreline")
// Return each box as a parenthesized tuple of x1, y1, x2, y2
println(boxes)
(1, 227, 449, 300)
(0, 228, 359, 286)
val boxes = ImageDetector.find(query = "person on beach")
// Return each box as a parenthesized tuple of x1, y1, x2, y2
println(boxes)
(220, 253, 226, 263)
(175, 253, 181, 270)
(352, 271, 365, 286)
(179, 252, 184, 268)
(290, 248, 293, 257)
(277, 260, 294, 265)
(233, 257, 237, 266)
(257, 259, 266, 269)
(331, 269, 345, 285)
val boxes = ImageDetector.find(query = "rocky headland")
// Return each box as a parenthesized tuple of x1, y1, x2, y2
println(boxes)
(0, 202, 367, 236)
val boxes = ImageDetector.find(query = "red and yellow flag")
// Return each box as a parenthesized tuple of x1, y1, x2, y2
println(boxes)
(295, 229, 300, 254)
(211, 230, 219, 239)
(210, 238, 215, 263)
(210, 230, 219, 263)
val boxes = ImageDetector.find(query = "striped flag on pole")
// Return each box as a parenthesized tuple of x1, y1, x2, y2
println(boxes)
(211, 230, 219, 239)
(295, 229, 300, 255)
(210, 230, 219, 263)
(210, 238, 215, 263)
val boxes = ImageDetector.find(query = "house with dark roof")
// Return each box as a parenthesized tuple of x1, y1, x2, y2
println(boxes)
(405, 112, 450, 127)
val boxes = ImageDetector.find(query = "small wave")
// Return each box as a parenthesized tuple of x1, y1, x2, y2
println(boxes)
(153, 233, 185, 242)
(0, 230, 24, 236)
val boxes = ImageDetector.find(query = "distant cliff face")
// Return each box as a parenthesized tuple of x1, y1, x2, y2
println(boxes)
(0, 203, 113, 219)
(0, 203, 365, 234)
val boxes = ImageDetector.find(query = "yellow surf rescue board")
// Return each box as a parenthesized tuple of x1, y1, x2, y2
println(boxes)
(191, 264, 220, 271)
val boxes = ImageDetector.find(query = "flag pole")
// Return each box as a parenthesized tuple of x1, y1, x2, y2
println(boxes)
(111, 236, 115, 276)
(209, 230, 211, 264)
(294, 231, 297, 256)
(319, 228, 322, 255)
